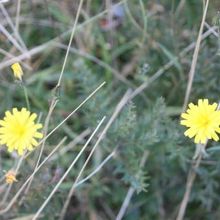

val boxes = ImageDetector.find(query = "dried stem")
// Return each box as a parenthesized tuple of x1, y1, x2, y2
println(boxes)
(182, 0, 209, 111)
(0, 137, 67, 215)
(129, 26, 215, 101)
(59, 90, 132, 220)
(176, 153, 202, 220)
(15, 0, 21, 32)
(116, 151, 149, 220)
(75, 150, 116, 187)
(56, 0, 84, 88)
(32, 117, 106, 220)
(23, 81, 106, 160)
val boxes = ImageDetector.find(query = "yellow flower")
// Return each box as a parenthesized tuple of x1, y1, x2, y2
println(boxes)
(181, 99, 220, 144)
(5, 170, 17, 184)
(0, 108, 43, 155)
(11, 62, 23, 80)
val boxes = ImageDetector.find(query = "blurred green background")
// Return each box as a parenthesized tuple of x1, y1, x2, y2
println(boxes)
(1, 0, 220, 219)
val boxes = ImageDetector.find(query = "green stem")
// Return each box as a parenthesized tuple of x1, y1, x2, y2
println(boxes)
(22, 84, 30, 110)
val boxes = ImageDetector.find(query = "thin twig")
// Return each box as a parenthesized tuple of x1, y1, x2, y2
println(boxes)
(0, 0, 127, 87)
(0, 3, 28, 52)
(19, 82, 105, 161)
(175, 0, 186, 16)
(75, 150, 115, 187)
(19, 0, 84, 200)
(0, 137, 67, 215)
(56, 43, 134, 88)
(0, 81, 105, 215)
(182, 0, 209, 111)
(56, 0, 84, 88)
(59, 90, 132, 220)
(116, 151, 149, 220)
(15, 0, 21, 32)
(0, 23, 25, 55)
(0, 48, 31, 70)
(129, 26, 216, 101)
(176, 153, 202, 220)
(3, 0, 84, 203)
(204, 22, 218, 37)
(32, 117, 106, 220)
(177, 6, 211, 216)
(50, 129, 90, 161)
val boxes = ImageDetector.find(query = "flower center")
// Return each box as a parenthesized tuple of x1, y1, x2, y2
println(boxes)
(15, 124, 26, 137)
(199, 116, 210, 128)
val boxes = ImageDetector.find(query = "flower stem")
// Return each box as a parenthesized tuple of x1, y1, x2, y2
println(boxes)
(22, 84, 30, 110)
(176, 153, 202, 220)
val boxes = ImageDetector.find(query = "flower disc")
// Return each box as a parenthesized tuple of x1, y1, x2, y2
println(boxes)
(0, 108, 43, 155)
(181, 99, 220, 144)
